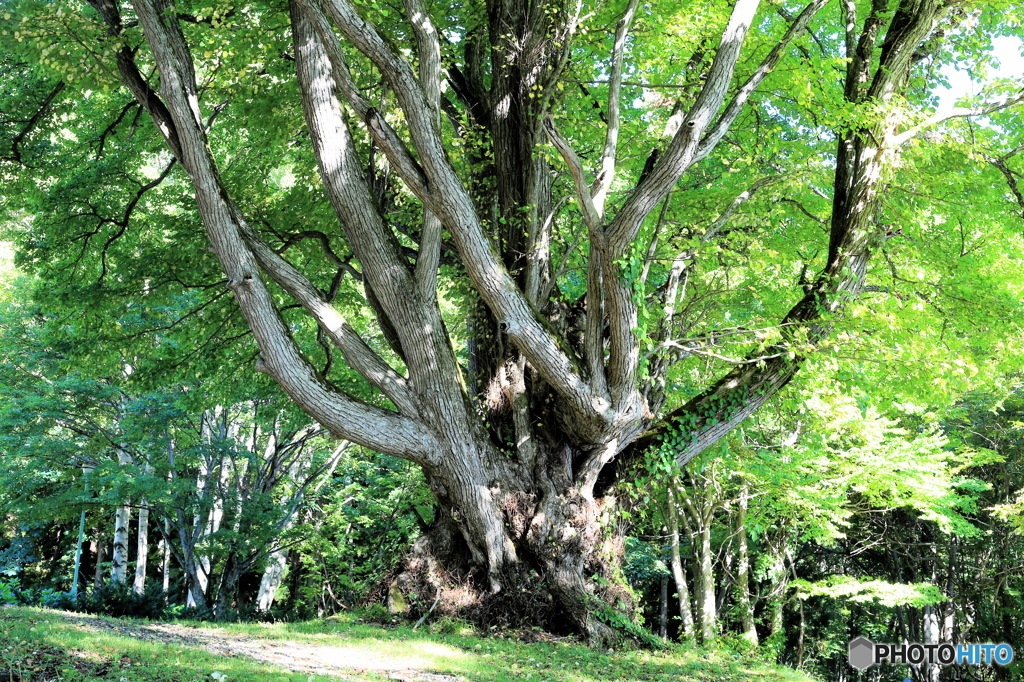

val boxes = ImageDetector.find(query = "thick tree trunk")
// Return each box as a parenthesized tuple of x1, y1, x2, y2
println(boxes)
(178, 521, 208, 609)
(102, 0, 943, 643)
(214, 560, 246, 620)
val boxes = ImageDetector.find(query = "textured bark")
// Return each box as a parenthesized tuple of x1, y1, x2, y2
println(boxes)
(96, 0, 952, 641)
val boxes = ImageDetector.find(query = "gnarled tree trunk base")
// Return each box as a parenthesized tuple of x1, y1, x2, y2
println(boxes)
(381, 489, 640, 648)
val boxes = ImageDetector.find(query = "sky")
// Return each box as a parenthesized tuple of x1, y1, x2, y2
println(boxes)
(935, 35, 1024, 113)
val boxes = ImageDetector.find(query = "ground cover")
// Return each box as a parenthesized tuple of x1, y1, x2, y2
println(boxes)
(0, 606, 820, 681)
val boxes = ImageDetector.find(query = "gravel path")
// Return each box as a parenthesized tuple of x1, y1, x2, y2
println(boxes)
(56, 612, 466, 682)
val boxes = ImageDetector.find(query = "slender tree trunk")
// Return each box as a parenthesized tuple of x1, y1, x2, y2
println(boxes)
(189, 410, 217, 607)
(924, 604, 940, 682)
(659, 575, 668, 639)
(158, 531, 170, 593)
(111, 505, 131, 584)
(133, 504, 149, 593)
(667, 481, 695, 638)
(134, 462, 153, 594)
(93, 528, 105, 588)
(736, 485, 758, 645)
(256, 549, 289, 612)
(698, 515, 716, 642)
(797, 599, 805, 668)
(765, 537, 788, 644)
(943, 536, 956, 642)
(111, 447, 133, 584)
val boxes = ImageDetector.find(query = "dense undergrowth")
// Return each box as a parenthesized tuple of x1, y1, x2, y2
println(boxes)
(0, 578, 287, 624)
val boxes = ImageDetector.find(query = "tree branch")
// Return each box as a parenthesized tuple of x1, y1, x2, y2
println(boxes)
(694, 0, 831, 164)
(591, 0, 640, 216)
(4, 81, 65, 163)
(892, 89, 1024, 146)
(401, 0, 444, 301)
(306, 0, 603, 423)
(604, 0, 763, 261)
(127, 0, 440, 463)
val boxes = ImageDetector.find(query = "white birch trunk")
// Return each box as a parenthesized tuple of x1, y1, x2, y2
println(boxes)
(698, 515, 716, 642)
(189, 409, 217, 607)
(111, 447, 133, 584)
(256, 549, 289, 612)
(133, 462, 153, 594)
(133, 504, 149, 593)
(666, 481, 695, 638)
(157, 533, 170, 593)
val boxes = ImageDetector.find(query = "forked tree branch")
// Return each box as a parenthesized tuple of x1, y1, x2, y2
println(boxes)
(307, 0, 606, 424)
(126, 0, 440, 462)
(695, 0, 831, 163)
(241, 231, 419, 416)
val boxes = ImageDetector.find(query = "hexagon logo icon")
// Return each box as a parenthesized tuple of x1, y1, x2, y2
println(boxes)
(848, 637, 875, 670)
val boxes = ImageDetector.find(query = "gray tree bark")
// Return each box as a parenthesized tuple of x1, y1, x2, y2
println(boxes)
(78, 0, 953, 641)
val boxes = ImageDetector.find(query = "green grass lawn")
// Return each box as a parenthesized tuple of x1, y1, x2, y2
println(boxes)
(0, 606, 821, 682)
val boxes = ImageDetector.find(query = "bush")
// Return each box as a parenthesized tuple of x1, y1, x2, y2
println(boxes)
(164, 602, 215, 622)
(72, 581, 173, 619)
(0, 577, 21, 605)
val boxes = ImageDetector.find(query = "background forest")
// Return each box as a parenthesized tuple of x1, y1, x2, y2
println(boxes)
(2, 0, 1024, 679)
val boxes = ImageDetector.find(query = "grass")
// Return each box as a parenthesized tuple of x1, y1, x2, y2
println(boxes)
(0, 607, 347, 682)
(0, 606, 821, 682)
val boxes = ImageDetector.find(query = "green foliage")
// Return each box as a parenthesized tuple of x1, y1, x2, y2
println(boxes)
(622, 537, 669, 588)
(65, 581, 175, 620)
(791, 576, 945, 609)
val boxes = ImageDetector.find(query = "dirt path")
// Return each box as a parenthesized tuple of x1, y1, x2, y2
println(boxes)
(54, 612, 467, 682)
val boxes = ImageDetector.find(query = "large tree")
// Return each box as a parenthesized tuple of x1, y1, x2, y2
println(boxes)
(3, 0, 1023, 642)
